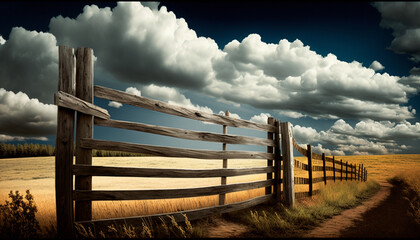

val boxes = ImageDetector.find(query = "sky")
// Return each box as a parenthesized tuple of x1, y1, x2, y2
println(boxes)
(0, 1, 420, 156)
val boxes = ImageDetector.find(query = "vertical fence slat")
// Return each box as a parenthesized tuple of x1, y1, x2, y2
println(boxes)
(322, 153, 327, 185)
(75, 47, 94, 221)
(219, 111, 229, 205)
(307, 144, 313, 196)
(266, 117, 274, 195)
(361, 164, 364, 182)
(281, 122, 294, 207)
(346, 161, 348, 181)
(55, 46, 76, 237)
(340, 159, 343, 181)
(332, 156, 336, 182)
(274, 120, 281, 201)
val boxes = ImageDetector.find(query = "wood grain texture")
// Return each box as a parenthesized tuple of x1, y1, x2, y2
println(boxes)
(80, 138, 274, 160)
(75, 194, 273, 231)
(94, 118, 275, 146)
(94, 85, 276, 132)
(55, 91, 110, 119)
(307, 144, 313, 196)
(73, 164, 275, 178)
(266, 117, 274, 195)
(281, 122, 295, 207)
(292, 138, 307, 156)
(73, 179, 275, 201)
(75, 47, 94, 221)
(55, 45, 75, 237)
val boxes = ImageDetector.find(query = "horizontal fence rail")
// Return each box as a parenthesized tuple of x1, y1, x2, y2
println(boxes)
(94, 85, 277, 132)
(80, 138, 275, 160)
(94, 117, 276, 147)
(73, 164, 276, 178)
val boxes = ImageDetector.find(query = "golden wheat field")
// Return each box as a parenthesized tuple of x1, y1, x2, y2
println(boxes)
(0, 154, 419, 230)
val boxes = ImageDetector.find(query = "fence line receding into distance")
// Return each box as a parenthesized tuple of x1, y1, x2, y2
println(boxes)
(54, 46, 367, 237)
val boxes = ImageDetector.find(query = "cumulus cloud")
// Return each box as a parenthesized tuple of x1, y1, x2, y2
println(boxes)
(0, 88, 57, 138)
(374, 2, 420, 62)
(249, 113, 271, 124)
(47, 2, 417, 121)
(292, 118, 418, 155)
(369, 60, 385, 71)
(142, 84, 213, 113)
(0, 27, 58, 103)
(311, 144, 345, 156)
(108, 101, 122, 108)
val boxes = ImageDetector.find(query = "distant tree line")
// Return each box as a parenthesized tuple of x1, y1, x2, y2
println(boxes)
(0, 143, 148, 158)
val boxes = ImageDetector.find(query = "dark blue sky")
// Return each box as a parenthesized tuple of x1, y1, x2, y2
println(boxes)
(0, 1, 419, 155)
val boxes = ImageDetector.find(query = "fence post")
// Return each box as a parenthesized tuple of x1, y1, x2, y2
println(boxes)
(219, 110, 229, 205)
(358, 164, 361, 181)
(350, 163, 353, 181)
(307, 144, 313, 196)
(361, 164, 364, 182)
(55, 46, 76, 237)
(281, 122, 294, 207)
(365, 168, 367, 181)
(266, 117, 274, 195)
(322, 153, 327, 185)
(274, 120, 281, 201)
(75, 48, 94, 221)
(332, 156, 336, 182)
(340, 159, 343, 181)
(345, 161, 348, 181)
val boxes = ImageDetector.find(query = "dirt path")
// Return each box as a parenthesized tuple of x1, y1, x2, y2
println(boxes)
(304, 180, 420, 238)
(206, 181, 419, 238)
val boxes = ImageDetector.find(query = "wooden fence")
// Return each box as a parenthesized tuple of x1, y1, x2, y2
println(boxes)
(54, 46, 366, 237)
(292, 139, 367, 198)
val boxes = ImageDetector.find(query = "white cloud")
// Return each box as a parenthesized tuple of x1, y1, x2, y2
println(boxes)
(0, 36, 5, 45)
(0, 88, 57, 138)
(311, 144, 345, 156)
(292, 119, 419, 155)
(48, 2, 417, 122)
(249, 112, 272, 124)
(369, 60, 385, 71)
(142, 84, 213, 113)
(108, 101, 122, 108)
(0, 27, 58, 103)
(125, 87, 141, 96)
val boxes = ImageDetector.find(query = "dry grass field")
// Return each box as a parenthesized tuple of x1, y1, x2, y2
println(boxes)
(0, 154, 419, 234)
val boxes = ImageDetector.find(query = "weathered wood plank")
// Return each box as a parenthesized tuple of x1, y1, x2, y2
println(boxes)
(94, 85, 276, 132)
(94, 118, 275, 146)
(55, 45, 75, 237)
(307, 144, 313, 196)
(75, 47, 94, 222)
(55, 91, 110, 119)
(220, 110, 229, 206)
(75, 194, 273, 231)
(73, 164, 275, 178)
(294, 177, 310, 185)
(281, 122, 295, 207)
(80, 138, 274, 160)
(273, 120, 281, 201)
(292, 138, 307, 156)
(322, 153, 327, 185)
(266, 117, 274, 195)
(73, 179, 275, 201)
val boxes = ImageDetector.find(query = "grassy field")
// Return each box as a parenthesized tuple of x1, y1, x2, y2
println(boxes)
(0, 154, 419, 237)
